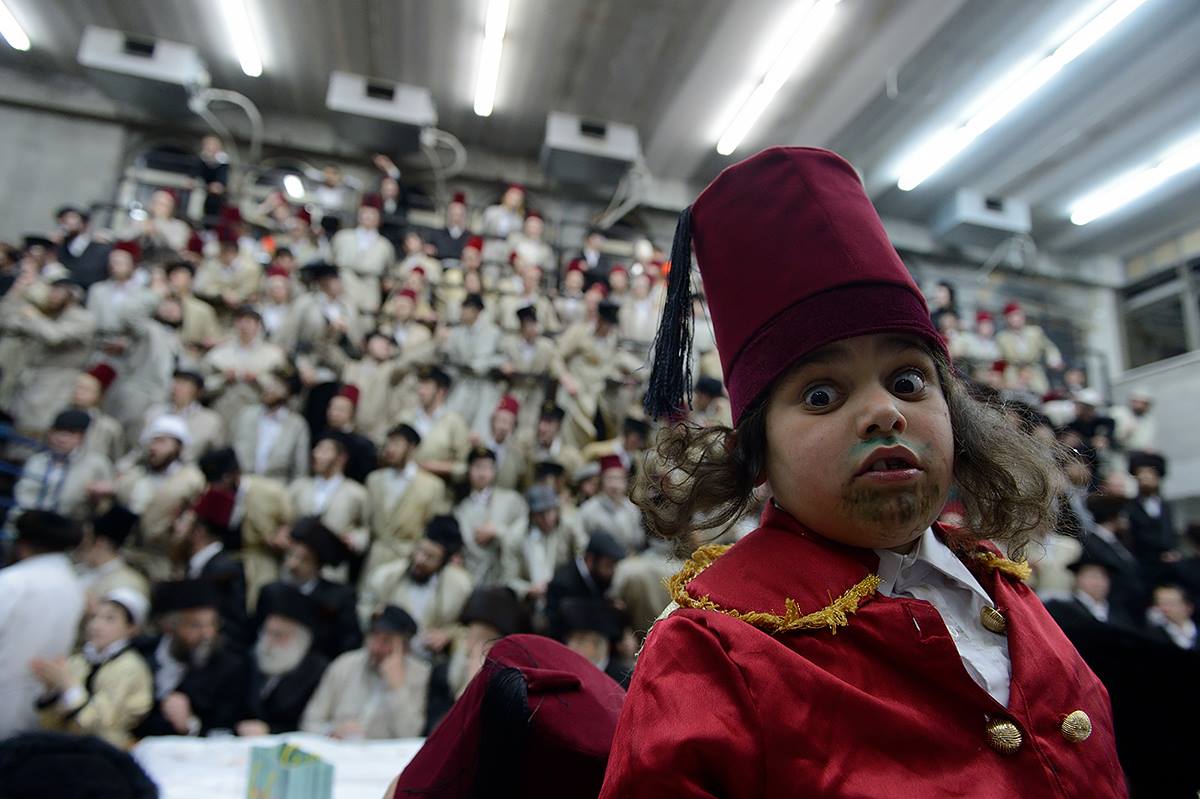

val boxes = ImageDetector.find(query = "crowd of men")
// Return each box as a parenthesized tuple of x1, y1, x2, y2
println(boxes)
(0, 140, 1192, 791)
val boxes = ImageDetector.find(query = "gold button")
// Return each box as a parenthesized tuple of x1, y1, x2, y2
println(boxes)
(986, 718, 1023, 754)
(1061, 710, 1092, 743)
(980, 606, 1007, 635)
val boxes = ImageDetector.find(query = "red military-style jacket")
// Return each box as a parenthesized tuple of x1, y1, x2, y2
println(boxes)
(600, 503, 1127, 798)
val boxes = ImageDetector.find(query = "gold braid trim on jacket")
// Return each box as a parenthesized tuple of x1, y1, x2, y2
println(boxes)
(666, 544, 882, 635)
(665, 543, 1031, 636)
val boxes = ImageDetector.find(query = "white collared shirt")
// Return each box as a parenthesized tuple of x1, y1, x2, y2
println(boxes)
(312, 475, 344, 513)
(153, 636, 187, 699)
(1140, 496, 1162, 518)
(255, 407, 287, 474)
(188, 541, 224, 578)
(356, 227, 379, 252)
(413, 404, 445, 439)
(385, 462, 417, 507)
(1074, 590, 1110, 623)
(875, 528, 1012, 706)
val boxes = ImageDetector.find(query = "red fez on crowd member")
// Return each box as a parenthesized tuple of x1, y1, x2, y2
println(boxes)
(567, 259, 586, 275)
(219, 205, 243, 225)
(598, 454, 624, 475)
(451, 191, 467, 205)
(642, 147, 945, 423)
(86, 363, 118, 392)
(465, 235, 485, 251)
(496, 395, 520, 417)
(975, 310, 994, 324)
(361, 193, 383, 210)
(410, 265, 426, 278)
(113, 240, 141, 261)
(506, 182, 526, 194)
(397, 287, 418, 302)
(296, 207, 313, 224)
(526, 210, 543, 221)
(192, 486, 236, 533)
(991, 360, 1008, 375)
(587, 282, 609, 299)
(1003, 301, 1023, 316)
(337, 384, 360, 408)
(215, 226, 239, 245)
(186, 230, 205, 255)
(609, 263, 627, 276)
(392, 634, 624, 799)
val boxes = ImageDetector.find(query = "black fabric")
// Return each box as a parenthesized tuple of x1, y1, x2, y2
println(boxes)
(133, 635, 247, 737)
(197, 550, 249, 645)
(545, 560, 606, 640)
(429, 227, 468, 260)
(242, 650, 329, 734)
(1127, 498, 1178, 571)
(0, 731, 159, 798)
(58, 239, 114, 290)
(1079, 531, 1149, 627)
(257, 580, 362, 661)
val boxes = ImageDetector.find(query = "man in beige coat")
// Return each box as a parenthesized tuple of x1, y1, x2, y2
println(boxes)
(363, 424, 448, 580)
(504, 485, 585, 602)
(300, 606, 429, 739)
(231, 370, 310, 484)
(68, 365, 127, 466)
(442, 293, 505, 436)
(454, 446, 529, 587)
(409, 366, 471, 482)
(0, 276, 96, 436)
(167, 260, 222, 358)
(144, 370, 226, 461)
(194, 235, 263, 321)
(13, 410, 113, 523)
(330, 205, 395, 314)
(342, 332, 413, 443)
(576, 455, 644, 555)
(473, 395, 527, 491)
(203, 307, 287, 427)
(76, 505, 150, 607)
(555, 301, 640, 447)
(288, 433, 370, 565)
(498, 305, 562, 433)
(357, 517, 474, 659)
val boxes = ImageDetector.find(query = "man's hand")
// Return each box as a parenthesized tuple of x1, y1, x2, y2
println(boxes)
(161, 692, 194, 734)
(528, 582, 548, 601)
(236, 719, 270, 737)
(30, 656, 72, 692)
(474, 523, 497, 546)
(86, 480, 115, 499)
(420, 629, 452, 653)
(379, 648, 407, 691)
(331, 720, 365, 740)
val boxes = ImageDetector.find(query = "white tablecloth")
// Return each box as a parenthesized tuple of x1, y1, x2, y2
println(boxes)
(133, 734, 424, 799)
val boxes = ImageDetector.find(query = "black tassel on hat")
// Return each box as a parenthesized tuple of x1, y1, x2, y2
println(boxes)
(643, 205, 694, 421)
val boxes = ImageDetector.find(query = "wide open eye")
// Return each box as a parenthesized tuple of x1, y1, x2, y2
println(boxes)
(802, 383, 841, 409)
(891, 369, 927, 397)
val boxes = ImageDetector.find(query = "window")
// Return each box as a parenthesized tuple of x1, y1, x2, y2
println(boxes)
(1125, 293, 1188, 368)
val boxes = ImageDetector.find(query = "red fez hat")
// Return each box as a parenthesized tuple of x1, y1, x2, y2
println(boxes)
(975, 310, 993, 324)
(361, 193, 383, 210)
(598, 454, 624, 474)
(113, 240, 141, 261)
(643, 147, 944, 423)
(337, 384, 360, 407)
(186, 231, 205, 255)
(392, 635, 624, 799)
(496, 394, 520, 416)
(526, 210, 543, 221)
(587, 282, 608, 298)
(192, 486, 235, 531)
(451, 191, 467, 205)
(86, 363, 117, 391)
(296, 207, 313, 224)
(567, 259, 586, 274)
(218, 205, 243, 224)
(410, 265, 426, 277)
(465, 235, 485, 251)
(397, 287, 418, 302)
(991, 359, 1008, 373)
(506, 182, 526, 193)
(215, 226, 239, 245)
(266, 264, 290, 279)
(609, 263, 627, 276)
(1003, 301, 1023, 316)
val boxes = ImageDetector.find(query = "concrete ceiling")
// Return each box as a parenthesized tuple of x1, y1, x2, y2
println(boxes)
(1, 0, 1197, 257)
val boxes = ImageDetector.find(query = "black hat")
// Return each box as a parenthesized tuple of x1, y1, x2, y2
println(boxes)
(172, 369, 205, 388)
(467, 445, 496, 465)
(0, 731, 158, 799)
(463, 292, 485, 310)
(1085, 493, 1128, 525)
(233, 304, 262, 323)
(695, 376, 724, 397)
(387, 423, 422, 446)
(515, 304, 537, 323)
(597, 300, 620, 325)
(418, 365, 453, 390)
(585, 531, 626, 562)
(539, 401, 565, 422)
(51, 277, 84, 292)
(290, 516, 351, 566)
(371, 605, 418, 638)
(1067, 550, 1117, 575)
(425, 515, 463, 558)
(54, 205, 90, 222)
(165, 259, 195, 276)
(152, 579, 219, 616)
(622, 416, 650, 438)
(91, 505, 140, 548)
(15, 511, 82, 553)
(301, 260, 340, 280)
(533, 460, 565, 481)
(51, 409, 91, 432)
(559, 598, 623, 641)
(314, 430, 352, 456)
(262, 584, 318, 631)
(1128, 450, 1166, 478)
(22, 234, 55, 251)
(460, 587, 525, 637)
(198, 447, 240, 483)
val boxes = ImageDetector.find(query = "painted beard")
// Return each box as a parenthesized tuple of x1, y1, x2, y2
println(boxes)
(836, 477, 944, 543)
(255, 630, 311, 676)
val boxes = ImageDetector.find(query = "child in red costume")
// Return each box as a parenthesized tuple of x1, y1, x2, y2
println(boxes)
(600, 148, 1126, 798)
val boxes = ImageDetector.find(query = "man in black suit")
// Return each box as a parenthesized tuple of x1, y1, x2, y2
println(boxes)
(54, 206, 112, 289)
(1046, 551, 1139, 631)
(322, 392, 377, 485)
(1081, 493, 1147, 625)
(134, 580, 247, 737)
(545, 531, 625, 639)
(427, 192, 471, 261)
(256, 517, 362, 660)
(558, 596, 632, 688)
(237, 585, 329, 735)
(1125, 451, 1178, 576)
(177, 487, 248, 643)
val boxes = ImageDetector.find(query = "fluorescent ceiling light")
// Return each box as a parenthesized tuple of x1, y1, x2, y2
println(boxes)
(716, 0, 840, 156)
(1068, 134, 1200, 225)
(896, 0, 1148, 191)
(220, 0, 263, 77)
(473, 0, 509, 117)
(282, 174, 304, 200)
(0, 1, 30, 51)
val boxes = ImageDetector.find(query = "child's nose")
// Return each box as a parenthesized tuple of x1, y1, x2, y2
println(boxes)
(856, 388, 907, 439)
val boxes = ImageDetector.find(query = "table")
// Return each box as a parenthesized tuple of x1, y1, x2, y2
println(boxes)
(133, 733, 424, 799)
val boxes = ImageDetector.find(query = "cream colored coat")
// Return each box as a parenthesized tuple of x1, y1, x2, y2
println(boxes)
(411, 407, 471, 470)
(203, 338, 288, 426)
(454, 488, 529, 586)
(358, 559, 475, 634)
(287, 475, 370, 556)
(577, 493, 645, 554)
(195, 256, 263, 310)
(81, 409, 128, 465)
(499, 334, 562, 433)
(331, 228, 395, 314)
(237, 474, 294, 610)
(363, 466, 449, 578)
(37, 647, 154, 749)
(0, 301, 96, 434)
(342, 357, 411, 443)
(115, 460, 206, 580)
(14, 449, 113, 522)
(231, 405, 311, 484)
(300, 648, 429, 740)
(180, 294, 223, 349)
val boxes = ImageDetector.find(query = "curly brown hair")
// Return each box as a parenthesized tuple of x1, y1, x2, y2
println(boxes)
(633, 352, 1071, 560)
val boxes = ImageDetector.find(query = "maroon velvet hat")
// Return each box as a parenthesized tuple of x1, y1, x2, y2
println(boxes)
(644, 146, 944, 424)
(392, 634, 625, 799)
